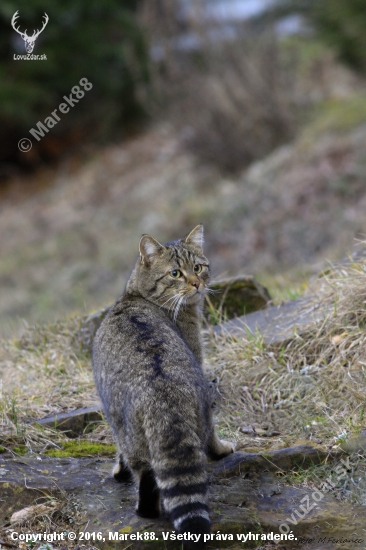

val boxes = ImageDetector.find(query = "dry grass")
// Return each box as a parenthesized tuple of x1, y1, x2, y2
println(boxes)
(204, 259, 366, 506)
(2, 490, 88, 550)
(0, 316, 100, 453)
(206, 260, 366, 451)
(1, 260, 366, 462)
(143, 4, 299, 174)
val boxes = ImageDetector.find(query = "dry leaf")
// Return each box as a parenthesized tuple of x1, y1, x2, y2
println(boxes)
(10, 502, 57, 524)
(331, 332, 347, 346)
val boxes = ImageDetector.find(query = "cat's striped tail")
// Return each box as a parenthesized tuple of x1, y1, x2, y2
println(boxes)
(150, 436, 210, 548)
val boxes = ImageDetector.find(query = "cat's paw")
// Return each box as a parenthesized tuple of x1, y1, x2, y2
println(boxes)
(219, 439, 235, 455)
(113, 461, 133, 482)
(209, 439, 235, 460)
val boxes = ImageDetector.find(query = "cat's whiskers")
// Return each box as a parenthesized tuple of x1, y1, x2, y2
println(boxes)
(169, 294, 182, 317)
(206, 287, 220, 295)
(173, 294, 186, 323)
(162, 292, 183, 320)
(159, 292, 181, 316)
(160, 294, 179, 310)
(153, 293, 171, 305)
(150, 290, 177, 304)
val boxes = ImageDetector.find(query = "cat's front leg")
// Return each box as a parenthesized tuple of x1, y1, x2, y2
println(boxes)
(207, 429, 235, 460)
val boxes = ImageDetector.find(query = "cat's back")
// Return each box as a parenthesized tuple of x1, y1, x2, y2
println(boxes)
(93, 293, 203, 386)
(94, 293, 169, 353)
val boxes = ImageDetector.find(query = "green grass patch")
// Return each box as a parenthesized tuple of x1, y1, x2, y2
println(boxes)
(45, 440, 116, 458)
(0, 444, 27, 455)
(13, 445, 28, 455)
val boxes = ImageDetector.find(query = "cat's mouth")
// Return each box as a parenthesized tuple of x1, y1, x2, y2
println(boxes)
(186, 287, 203, 302)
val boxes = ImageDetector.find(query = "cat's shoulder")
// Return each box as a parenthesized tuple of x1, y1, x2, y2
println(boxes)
(102, 292, 170, 331)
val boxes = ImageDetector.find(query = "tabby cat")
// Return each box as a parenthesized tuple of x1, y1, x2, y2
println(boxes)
(92, 225, 233, 548)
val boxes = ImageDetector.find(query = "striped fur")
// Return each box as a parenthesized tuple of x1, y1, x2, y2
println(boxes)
(92, 226, 233, 547)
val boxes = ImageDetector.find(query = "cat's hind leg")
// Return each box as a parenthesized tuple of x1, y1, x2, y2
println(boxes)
(207, 429, 234, 460)
(113, 453, 133, 482)
(136, 469, 160, 519)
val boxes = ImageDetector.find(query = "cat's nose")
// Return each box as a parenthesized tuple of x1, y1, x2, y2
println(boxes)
(191, 278, 200, 289)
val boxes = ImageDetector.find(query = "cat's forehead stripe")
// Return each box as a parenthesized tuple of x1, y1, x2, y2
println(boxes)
(164, 242, 208, 270)
(172, 248, 182, 267)
(168, 246, 189, 263)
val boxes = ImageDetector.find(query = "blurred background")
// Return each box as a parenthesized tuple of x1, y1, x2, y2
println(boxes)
(1, 0, 366, 336)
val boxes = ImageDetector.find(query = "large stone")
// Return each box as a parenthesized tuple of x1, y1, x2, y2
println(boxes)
(213, 295, 330, 345)
(30, 406, 104, 437)
(204, 276, 270, 323)
(1, 446, 365, 550)
(211, 445, 333, 478)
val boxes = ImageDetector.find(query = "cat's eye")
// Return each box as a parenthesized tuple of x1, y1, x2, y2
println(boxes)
(194, 264, 202, 273)
(170, 269, 182, 278)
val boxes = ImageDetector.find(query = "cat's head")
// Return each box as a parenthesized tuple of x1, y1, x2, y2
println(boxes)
(132, 225, 210, 320)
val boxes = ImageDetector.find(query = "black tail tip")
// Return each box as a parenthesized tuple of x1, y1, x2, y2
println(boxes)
(178, 517, 210, 549)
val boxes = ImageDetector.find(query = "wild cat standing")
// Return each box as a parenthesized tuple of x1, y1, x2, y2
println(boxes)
(92, 225, 234, 548)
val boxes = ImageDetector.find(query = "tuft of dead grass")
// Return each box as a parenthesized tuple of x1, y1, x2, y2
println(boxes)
(207, 260, 366, 450)
(0, 316, 100, 453)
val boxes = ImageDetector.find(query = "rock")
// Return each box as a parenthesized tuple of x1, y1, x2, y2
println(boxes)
(211, 445, 336, 478)
(78, 277, 271, 352)
(30, 406, 103, 437)
(1, 445, 365, 549)
(204, 276, 270, 323)
(214, 295, 331, 345)
(241, 426, 255, 435)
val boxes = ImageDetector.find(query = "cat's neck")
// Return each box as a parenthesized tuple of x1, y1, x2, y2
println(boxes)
(175, 302, 204, 365)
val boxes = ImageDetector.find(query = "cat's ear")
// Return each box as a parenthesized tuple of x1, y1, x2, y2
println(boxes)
(139, 235, 165, 266)
(184, 224, 204, 250)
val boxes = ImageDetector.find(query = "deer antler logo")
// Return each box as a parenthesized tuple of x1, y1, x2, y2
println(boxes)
(11, 11, 49, 54)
